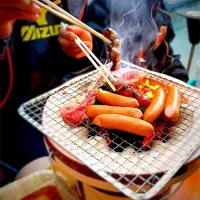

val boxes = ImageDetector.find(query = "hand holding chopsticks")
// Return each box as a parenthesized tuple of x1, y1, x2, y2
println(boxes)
(60, 23, 117, 91)
(75, 37, 117, 91)
(33, 0, 116, 91)
(32, 0, 116, 91)
(32, 0, 112, 45)
(59, 25, 93, 59)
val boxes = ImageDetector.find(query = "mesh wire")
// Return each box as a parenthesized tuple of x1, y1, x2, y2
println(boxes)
(18, 61, 200, 200)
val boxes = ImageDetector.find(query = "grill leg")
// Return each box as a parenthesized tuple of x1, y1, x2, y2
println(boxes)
(187, 45, 195, 73)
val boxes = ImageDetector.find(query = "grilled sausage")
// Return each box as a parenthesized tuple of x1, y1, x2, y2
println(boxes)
(93, 114, 154, 136)
(144, 87, 166, 123)
(86, 105, 143, 119)
(164, 86, 181, 122)
(117, 86, 151, 108)
(97, 89, 139, 108)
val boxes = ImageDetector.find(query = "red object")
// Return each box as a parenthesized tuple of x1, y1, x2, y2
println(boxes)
(115, 71, 151, 108)
(79, 0, 87, 20)
(0, 168, 4, 183)
(160, 26, 167, 38)
(155, 121, 171, 141)
(0, 46, 14, 109)
(117, 86, 151, 108)
(142, 134, 156, 151)
(154, 33, 163, 49)
(117, 87, 133, 97)
(0, 55, 5, 60)
(154, 26, 167, 50)
(105, 136, 112, 149)
(60, 89, 97, 125)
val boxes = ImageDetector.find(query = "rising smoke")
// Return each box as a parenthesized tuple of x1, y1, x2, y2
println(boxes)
(108, 0, 158, 67)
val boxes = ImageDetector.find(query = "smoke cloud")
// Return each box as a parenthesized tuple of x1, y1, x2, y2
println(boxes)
(108, 0, 158, 67)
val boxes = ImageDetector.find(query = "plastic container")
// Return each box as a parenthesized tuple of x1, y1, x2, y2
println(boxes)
(187, 79, 197, 87)
(0, 170, 76, 200)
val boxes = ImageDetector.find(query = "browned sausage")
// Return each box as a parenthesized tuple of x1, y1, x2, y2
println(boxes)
(116, 86, 151, 108)
(97, 88, 139, 108)
(93, 114, 154, 136)
(144, 87, 166, 123)
(86, 105, 143, 119)
(164, 86, 181, 122)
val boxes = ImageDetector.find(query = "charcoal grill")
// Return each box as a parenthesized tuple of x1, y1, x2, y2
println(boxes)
(18, 61, 200, 200)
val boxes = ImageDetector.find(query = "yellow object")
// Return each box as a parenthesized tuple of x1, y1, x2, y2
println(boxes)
(149, 85, 155, 90)
(139, 85, 144, 89)
(146, 91, 153, 99)
(144, 80, 150, 87)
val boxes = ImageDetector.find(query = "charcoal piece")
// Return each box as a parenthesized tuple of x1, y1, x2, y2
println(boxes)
(109, 130, 144, 153)
(87, 124, 100, 137)
(93, 99, 101, 105)
(99, 83, 112, 92)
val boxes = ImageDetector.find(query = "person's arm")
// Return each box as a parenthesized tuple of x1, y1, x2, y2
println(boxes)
(153, 2, 189, 83)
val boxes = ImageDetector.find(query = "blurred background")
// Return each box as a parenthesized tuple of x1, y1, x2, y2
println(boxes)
(164, 0, 200, 80)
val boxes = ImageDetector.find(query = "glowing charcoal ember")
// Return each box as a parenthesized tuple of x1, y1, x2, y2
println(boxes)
(139, 79, 160, 99)
(146, 91, 153, 99)
(144, 80, 150, 87)
(142, 134, 156, 151)
(139, 85, 144, 89)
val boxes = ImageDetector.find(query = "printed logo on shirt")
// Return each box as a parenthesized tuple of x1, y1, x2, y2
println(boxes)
(21, 0, 62, 41)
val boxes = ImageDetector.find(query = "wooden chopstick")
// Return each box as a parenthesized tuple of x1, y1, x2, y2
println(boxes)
(75, 37, 116, 92)
(32, 0, 80, 26)
(60, 22, 116, 90)
(34, 0, 116, 91)
(33, 0, 112, 45)
(75, 37, 117, 82)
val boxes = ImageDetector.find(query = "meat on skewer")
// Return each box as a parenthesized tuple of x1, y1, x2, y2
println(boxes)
(103, 28, 120, 71)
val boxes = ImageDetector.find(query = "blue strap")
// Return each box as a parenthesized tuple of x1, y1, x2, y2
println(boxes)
(0, 160, 19, 174)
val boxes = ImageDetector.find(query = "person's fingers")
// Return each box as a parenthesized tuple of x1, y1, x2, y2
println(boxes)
(66, 25, 92, 42)
(79, 30, 92, 42)
(74, 52, 87, 59)
(0, 2, 40, 15)
(66, 25, 84, 35)
(58, 37, 78, 48)
(82, 41, 93, 51)
(64, 50, 86, 59)
(61, 41, 92, 59)
(62, 47, 82, 54)
(59, 28, 76, 41)
(0, 8, 39, 21)
(63, 41, 92, 52)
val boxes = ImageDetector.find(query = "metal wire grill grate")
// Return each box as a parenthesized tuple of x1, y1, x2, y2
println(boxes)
(18, 61, 200, 199)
